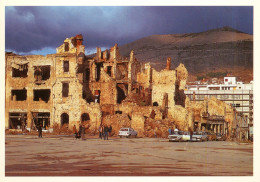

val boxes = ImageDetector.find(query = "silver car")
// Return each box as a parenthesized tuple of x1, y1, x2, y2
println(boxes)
(118, 128, 137, 138)
(168, 131, 190, 142)
(192, 131, 208, 142)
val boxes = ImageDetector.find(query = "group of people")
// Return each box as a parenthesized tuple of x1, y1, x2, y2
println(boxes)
(98, 124, 112, 140)
(37, 123, 113, 140)
(72, 124, 112, 140)
(168, 127, 176, 135)
(73, 124, 86, 140)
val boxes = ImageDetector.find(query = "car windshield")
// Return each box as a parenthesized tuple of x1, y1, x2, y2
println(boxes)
(120, 128, 128, 131)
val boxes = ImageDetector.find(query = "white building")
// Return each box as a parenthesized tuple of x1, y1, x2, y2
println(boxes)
(185, 77, 253, 125)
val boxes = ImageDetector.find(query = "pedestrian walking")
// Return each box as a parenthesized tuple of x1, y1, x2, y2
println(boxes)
(73, 125, 77, 139)
(104, 125, 109, 140)
(168, 127, 172, 135)
(189, 127, 193, 142)
(38, 123, 42, 138)
(109, 125, 112, 137)
(81, 124, 86, 140)
(98, 125, 103, 139)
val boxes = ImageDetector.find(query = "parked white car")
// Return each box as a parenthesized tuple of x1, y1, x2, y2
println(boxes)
(168, 131, 190, 142)
(118, 128, 137, 138)
(192, 131, 208, 142)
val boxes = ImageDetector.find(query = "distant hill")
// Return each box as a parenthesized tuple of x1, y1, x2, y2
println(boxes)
(119, 26, 253, 82)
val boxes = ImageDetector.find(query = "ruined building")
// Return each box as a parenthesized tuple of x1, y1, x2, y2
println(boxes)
(5, 34, 238, 137)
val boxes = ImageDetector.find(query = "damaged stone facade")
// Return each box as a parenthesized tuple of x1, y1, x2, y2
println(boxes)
(5, 34, 238, 138)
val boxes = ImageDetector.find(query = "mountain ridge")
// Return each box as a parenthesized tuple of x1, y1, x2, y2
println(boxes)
(119, 26, 253, 82)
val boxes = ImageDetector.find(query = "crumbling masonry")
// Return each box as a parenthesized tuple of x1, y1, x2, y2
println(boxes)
(5, 34, 238, 137)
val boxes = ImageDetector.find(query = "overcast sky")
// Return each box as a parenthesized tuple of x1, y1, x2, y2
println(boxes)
(5, 6, 253, 55)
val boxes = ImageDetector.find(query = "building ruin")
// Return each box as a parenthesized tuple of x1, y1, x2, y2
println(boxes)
(5, 34, 241, 138)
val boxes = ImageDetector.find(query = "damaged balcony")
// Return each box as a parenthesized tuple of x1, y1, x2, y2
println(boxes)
(34, 65, 51, 85)
(11, 58, 29, 78)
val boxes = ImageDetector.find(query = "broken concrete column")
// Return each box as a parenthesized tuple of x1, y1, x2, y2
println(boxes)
(166, 57, 171, 70)
(102, 50, 108, 60)
(128, 50, 134, 94)
(97, 47, 102, 59)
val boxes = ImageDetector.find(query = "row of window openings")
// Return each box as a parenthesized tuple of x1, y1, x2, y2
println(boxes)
(11, 85, 69, 102)
(12, 62, 113, 83)
(12, 62, 70, 78)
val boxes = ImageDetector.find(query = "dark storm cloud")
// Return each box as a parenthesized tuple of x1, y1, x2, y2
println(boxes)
(5, 6, 253, 55)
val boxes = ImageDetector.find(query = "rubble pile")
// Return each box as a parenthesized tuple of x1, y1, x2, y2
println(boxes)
(102, 113, 132, 136)
(53, 123, 73, 135)
(5, 34, 242, 139)
(144, 118, 176, 138)
(168, 105, 193, 131)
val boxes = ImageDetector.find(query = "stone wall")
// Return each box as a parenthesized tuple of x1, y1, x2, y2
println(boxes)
(152, 68, 176, 108)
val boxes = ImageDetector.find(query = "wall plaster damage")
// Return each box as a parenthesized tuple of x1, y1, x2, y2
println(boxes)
(5, 34, 242, 138)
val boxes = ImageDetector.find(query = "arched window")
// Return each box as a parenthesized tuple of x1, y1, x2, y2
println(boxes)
(61, 113, 69, 126)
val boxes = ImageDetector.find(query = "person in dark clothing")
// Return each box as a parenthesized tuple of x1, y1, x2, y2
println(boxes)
(38, 123, 42, 138)
(104, 125, 109, 140)
(189, 127, 193, 142)
(73, 125, 80, 139)
(109, 125, 112, 137)
(76, 124, 82, 139)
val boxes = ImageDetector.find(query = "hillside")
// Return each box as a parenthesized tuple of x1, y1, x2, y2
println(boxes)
(119, 26, 253, 82)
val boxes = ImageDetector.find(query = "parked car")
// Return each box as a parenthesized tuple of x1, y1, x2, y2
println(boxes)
(168, 131, 190, 142)
(118, 128, 137, 138)
(192, 131, 208, 142)
(206, 132, 217, 141)
(216, 133, 227, 141)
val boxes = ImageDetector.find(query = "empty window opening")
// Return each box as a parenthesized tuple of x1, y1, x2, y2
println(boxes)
(81, 113, 90, 122)
(32, 112, 50, 130)
(64, 42, 69, 52)
(33, 89, 50, 102)
(94, 90, 100, 103)
(95, 63, 103, 81)
(34, 66, 50, 82)
(107, 66, 112, 76)
(62, 83, 69, 97)
(11, 89, 27, 101)
(61, 113, 69, 126)
(153, 102, 159, 106)
(236, 104, 241, 108)
(12, 66, 28, 78)
(115, 111, 122, 114)
(116, 84, 127, 104)
(9, 113, 27, 130)
(63, 61, 69, 72)
(85, 68, 90, 81)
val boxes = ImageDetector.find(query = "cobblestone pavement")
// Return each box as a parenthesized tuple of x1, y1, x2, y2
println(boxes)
(5, 135, 253, 176)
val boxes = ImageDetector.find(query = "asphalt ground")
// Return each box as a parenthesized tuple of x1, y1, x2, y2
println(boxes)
(5, 134, 253, 176)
